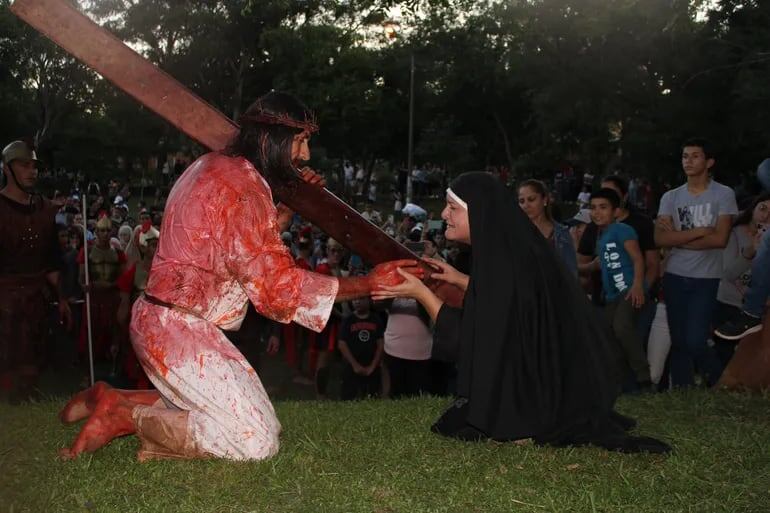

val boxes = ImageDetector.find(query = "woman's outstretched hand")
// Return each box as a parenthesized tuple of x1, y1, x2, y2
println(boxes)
(368, 260, 424, 289)
(423, 257, 470, 292)
(372, 267, 430, 302)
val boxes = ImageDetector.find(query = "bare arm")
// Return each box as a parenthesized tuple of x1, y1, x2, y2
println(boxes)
(371, 268, 445, 322)
(654, 215, 713, 248)
(722, 229, 755, 282)
(47, 269, 72, 329)
(46, 270, 63, 300)
(643, 249, 660, 289)
(336, 276, 377, 302)
(680, 216, 734, 250)
(117, 291, 131, 326)
(624, 239, 646, 307)
(275, 204, 293, 232)
(336, 260, 424, 302)
(423, 257, 469, 292)
(275, 167, 326, 232)
(338, 339, 363, 372)
(413, 287, 445, 322)
(625, 240, 645, 290)
(367, 339, 385, 374)
(577, 254, 599, 275)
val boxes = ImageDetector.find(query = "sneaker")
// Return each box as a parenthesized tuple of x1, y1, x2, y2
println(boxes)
(715, 311, 763, 340)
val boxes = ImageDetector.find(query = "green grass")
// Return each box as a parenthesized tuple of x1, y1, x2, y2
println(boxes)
(1, 391, 769, 513)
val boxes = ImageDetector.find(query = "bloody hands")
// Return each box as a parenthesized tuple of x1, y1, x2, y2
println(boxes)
(266, 335, 280, 355)
(368, 259, 424, 289)
(298, 166, 326, 188)
(336, 259, 423, 301)
(371, 265, 429, 302)
(277, 167, 326, 230)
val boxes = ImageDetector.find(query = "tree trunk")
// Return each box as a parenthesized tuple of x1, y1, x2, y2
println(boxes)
(231, 49, 246, 120)
(363, 156, 376, 204)
(336, 159, 346, 198)
(492, 111, 516, 180)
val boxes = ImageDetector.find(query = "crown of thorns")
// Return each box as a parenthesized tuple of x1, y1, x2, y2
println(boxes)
(239, 110, 319, 134)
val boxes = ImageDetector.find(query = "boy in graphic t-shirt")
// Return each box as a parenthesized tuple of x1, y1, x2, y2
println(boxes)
(338, 297, 385, 400)
(591, 188, 652, 388)
(655, 138, 738, 387)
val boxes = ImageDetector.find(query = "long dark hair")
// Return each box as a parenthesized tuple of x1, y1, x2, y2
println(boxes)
(225, 91, 315, 189)
(734, 191, 770, 227)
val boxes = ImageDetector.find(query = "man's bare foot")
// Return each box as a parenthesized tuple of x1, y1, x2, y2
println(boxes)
(119, 389, 162, 407)
(59, 381, 112, 424)
(59, 389, 136, 460)
(59, 385, 161, 424)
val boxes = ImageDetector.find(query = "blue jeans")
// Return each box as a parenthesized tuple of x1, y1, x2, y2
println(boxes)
(663, 273, 722, 387)
(743, 232, 770, 317)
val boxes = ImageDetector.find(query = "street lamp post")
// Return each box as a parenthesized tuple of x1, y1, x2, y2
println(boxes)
(384, 21, 415, 204)
(406, 52, 415, 204)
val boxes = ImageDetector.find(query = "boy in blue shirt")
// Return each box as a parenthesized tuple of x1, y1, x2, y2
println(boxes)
(590, 188, 652, 389)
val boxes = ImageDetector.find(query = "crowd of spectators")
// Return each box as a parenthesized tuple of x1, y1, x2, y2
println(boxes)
(6, 137, 769, 403)
(260, 182, 466, 400)
(566, 139, 769, 391)
(20, 170, 167, 391)
(16, 156, 469, 400)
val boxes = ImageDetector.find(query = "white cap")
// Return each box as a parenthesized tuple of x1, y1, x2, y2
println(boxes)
(565, 209, 592, 226)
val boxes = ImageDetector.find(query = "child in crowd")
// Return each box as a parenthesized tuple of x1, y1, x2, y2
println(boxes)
(337, 297, 385, 400)
(590, 188, 653, 389)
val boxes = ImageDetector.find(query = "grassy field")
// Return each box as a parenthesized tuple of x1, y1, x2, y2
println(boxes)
(1, 390, 769, 513)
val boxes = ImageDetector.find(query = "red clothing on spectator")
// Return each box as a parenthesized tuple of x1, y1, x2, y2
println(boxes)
(115, 263, 136, 294)
(77, 245, 125, 360)
(115, 262, 151, 389)
(311, 261, 343, 352)
(282, 256, 314, 367)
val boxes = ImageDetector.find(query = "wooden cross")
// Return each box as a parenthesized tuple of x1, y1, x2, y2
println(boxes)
(11, 0, 463, 305)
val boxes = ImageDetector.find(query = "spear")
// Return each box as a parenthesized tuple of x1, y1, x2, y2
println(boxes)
(81, 195, 95, 386)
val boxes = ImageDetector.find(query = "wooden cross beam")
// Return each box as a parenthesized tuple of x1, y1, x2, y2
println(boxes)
(11, 0, 463, 305)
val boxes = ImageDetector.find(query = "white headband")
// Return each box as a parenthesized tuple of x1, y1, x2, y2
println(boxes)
(446, 188, 467, 210)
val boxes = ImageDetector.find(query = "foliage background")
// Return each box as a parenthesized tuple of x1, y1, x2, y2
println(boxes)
(1, 0, 769, 185)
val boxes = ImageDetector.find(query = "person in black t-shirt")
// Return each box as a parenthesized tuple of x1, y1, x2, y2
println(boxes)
(338, 297, 385, 400)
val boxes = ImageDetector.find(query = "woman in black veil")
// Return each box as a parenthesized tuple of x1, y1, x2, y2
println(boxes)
(374, 172, 670, 453)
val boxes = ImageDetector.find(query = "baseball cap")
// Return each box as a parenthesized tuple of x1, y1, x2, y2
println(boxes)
(563, 209, 592, 227)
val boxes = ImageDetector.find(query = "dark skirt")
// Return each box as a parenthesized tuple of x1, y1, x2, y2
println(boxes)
(431, 397, 671, 454)
(0, 276, 49, 373)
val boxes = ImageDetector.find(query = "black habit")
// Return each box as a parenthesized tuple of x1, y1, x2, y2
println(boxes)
(431, 172, 669, 453)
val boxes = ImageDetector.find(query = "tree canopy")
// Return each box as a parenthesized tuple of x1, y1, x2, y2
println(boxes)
(1, 0, 768, 184)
